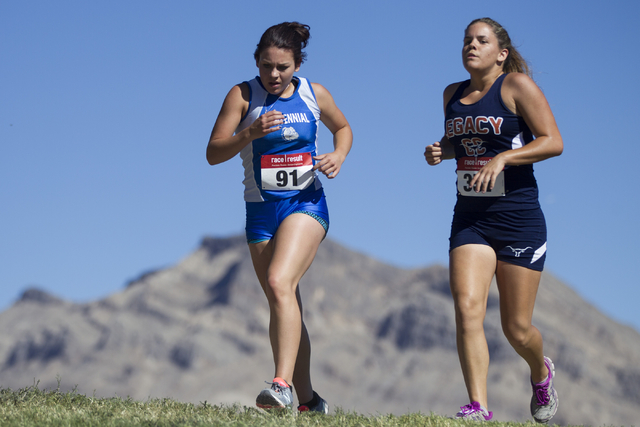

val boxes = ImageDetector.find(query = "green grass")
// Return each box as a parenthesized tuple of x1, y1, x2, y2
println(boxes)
(0, 382, 577, 427)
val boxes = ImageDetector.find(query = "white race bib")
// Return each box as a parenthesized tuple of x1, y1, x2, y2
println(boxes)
(261, 152, 315, 191)
(457, 157, 505, 197)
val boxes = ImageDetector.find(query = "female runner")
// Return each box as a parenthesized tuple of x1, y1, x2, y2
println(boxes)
(207, 22, 352, 413)
(424, 18, 563, 422)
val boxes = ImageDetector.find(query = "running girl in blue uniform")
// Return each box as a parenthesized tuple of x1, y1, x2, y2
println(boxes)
(207, 22, 352, 413)
(424, 18, 563, 422)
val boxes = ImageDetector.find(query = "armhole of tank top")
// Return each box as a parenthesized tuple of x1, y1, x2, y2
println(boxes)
(303, 78, 317, 101)
(446, 81, 469, 109)
(496, 74, 520, 117)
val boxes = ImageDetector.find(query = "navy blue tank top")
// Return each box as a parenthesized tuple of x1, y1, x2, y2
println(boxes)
(445, 73, 539, 212)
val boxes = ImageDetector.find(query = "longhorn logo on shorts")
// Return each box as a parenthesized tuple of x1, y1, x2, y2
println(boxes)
(462, 137, 487, 157)
(507, 246, 532, 257)
(282, 126, 299, 141)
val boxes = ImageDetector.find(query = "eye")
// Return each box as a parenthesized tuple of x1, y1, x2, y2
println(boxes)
(277, 65, 289, 72)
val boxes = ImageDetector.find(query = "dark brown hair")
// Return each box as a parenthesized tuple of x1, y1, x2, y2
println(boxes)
(254, 22, 311, 66)
(467, 18, 532, 77)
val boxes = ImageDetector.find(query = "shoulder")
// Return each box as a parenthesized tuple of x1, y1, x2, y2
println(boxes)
(501, 73, 546, 113)
(310, 81, 329, 97)
(225, 81, 251, 102)
(309, 82, 336, 109)
(502, 73, 541, 97)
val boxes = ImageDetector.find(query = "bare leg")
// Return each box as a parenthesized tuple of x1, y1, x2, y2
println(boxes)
(293, 288, 314, 403)
(495, 261, 548, 383)
(249, 213, 325, 402)
(449, 244, 497, 409)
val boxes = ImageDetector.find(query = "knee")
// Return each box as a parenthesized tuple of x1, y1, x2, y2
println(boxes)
(453, 295, 487, 331)
(502, 320, 533, 349)
(265, 273, 296, 305)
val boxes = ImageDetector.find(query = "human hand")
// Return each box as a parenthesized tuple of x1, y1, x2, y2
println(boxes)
(424, 142, 444, 165)
(469, 155, 506, 193)
(248, 110, 284, 139)
(313, 151, 345, 179)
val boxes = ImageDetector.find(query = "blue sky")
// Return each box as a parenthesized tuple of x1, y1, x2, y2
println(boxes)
(2, 1, 639, 332)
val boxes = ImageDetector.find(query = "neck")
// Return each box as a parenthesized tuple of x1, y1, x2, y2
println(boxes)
(469, 68, 504, 92)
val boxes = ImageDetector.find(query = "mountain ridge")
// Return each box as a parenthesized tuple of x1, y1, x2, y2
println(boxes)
(1, 235, 638, 426)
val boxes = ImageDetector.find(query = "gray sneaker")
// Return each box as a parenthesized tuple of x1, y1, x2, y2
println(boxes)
(256, 378, 293, 410)
(530, 356, 558, 423)
(456, 401, 493, 421)
(297, 391, 329, 414)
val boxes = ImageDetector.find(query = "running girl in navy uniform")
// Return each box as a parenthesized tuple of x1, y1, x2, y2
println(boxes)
(424, 18, 563, 422)
(207, 22, 352, 413)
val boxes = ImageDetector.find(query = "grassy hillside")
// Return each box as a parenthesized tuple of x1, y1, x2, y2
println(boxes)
(0, 382, 586, 426)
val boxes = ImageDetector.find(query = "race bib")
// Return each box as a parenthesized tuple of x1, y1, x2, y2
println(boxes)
(261, 152, 315, 191)
(457, 157, 505, 197)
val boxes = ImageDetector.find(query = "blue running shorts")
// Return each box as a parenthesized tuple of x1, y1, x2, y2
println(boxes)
(245, 188, 329, 244)
(449, 208, 547, 271)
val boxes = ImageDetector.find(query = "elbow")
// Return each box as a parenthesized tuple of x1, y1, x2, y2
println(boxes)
(552, 137, 564, 158)
(206, 152, 224, 166)
(206, 148, 215, 165)
(540, 135, 563, 159)
(206, 142, 224, 165)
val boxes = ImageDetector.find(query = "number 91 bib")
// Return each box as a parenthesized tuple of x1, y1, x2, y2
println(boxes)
(457, 157, 505, 197)
(261, 152, 315, 191)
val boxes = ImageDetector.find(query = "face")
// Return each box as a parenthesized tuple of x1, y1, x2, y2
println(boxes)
(462, 22, 508, 73)
(256, 46, 300, 96)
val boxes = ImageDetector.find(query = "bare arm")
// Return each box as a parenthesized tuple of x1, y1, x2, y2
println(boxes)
(206, 84, 285, 165)
(311, 83, 352, 179)
(470, 73, 563, 192)
(499, 72, 563, 164)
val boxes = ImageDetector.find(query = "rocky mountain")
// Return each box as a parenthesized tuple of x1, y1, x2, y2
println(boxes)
(1, 235, 639, 426)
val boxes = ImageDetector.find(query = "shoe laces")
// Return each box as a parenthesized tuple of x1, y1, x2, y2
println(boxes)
(533, 383, 550, 406)
(532, 366, 552, 406)
(266, 379, 290, 394)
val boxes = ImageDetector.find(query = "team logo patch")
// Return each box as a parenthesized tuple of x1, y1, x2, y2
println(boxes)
(462, 137, 487, 157)
(507, 246, 532, 257)
(282, 126, 299, 141)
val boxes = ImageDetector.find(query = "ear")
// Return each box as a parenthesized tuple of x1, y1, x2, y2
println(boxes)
(498, 48, 509, 63)
(295, 62, 301, 72)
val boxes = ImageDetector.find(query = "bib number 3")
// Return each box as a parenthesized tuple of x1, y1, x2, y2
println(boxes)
(261, 153, 314, 191)
(457, 157, 505, 197)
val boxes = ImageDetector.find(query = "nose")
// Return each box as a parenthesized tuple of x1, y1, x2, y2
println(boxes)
(271, 68, 279, 79)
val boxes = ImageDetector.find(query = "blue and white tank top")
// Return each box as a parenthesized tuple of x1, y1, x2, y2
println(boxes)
(237, 76, 322, 202)
(445, 73, 539, 212)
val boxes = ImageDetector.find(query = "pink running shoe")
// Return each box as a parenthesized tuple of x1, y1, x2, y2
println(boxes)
(530, 356, 558, 423)
(456, 401, 493, 421)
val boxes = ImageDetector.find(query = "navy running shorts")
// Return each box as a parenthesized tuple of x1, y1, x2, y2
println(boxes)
(449, 208, 547, 271)
(245, 188, 329, 244)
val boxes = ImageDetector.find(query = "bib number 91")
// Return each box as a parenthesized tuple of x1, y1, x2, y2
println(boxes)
(275, 170, 299, 187)
(261, 153, 314, 191)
